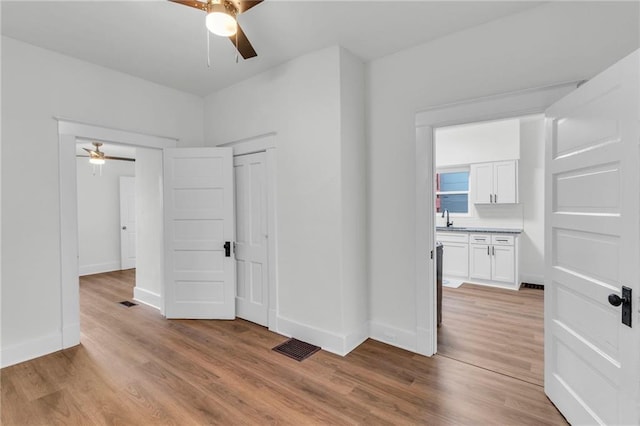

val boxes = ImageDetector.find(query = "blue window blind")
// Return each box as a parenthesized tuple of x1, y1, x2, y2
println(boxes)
(439, 172, 469, 192)
(437, 171, 469, 214)
(439, 194, 468, 213)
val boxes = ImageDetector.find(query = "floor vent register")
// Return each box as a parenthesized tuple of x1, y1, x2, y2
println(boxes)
(272, 338, 321, 361)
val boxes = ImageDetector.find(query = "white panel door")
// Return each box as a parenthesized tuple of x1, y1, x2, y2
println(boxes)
(163, 147, 235, 319)
(545, 50, 639, 425)
(119, 176, 136, 270)
(471, 162, 493, 204)
(234, 152, 269, 327)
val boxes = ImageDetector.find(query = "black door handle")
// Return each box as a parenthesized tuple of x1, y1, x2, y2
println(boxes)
(224, 241, 231, 257)
(608, 286, 632, 327)
(608, 294, 627, 306)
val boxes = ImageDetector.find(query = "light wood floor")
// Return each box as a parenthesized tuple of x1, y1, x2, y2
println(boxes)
(1, 271, 566, 425)
(438, 283, 545, 386)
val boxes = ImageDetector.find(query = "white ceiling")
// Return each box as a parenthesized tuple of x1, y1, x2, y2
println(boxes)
(1, 1, 543, 97)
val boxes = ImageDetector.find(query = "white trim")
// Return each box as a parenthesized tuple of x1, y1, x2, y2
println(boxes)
(62, 322, 80, 349)
(220, 133, 279, 332)
(1, 332, 62, 368)
(276, 315, 368, 356)
(369, 321, 419, 354)
(79, 261, 122, 276)
(218, 132, 276, 155)
(133, 287, 162, 310)
(520, 273, 544, 285)
(414, 82, 578, 357)
(58, 119, 177, 355)
(414, 126, 436, 356)
(56, 117, 178, 147)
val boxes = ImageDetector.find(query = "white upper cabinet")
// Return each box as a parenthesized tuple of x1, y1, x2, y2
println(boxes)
(471, 160, 517, 204)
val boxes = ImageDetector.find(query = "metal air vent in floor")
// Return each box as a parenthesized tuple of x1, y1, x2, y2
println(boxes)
(272, 338, 321, 361)
(521, 283, 544, 290)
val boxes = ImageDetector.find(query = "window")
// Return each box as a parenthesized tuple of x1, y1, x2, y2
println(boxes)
(436, 170, 469, 214)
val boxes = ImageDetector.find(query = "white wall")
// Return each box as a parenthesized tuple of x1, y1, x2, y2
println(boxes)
(519, 116, 545, 284)
(1, 36, 204, 367)
(368, 1, 639, 342)
(435, 118, 520, 167)
(204, 46, 368, 354)
(76, 157, 135, 275)
(134, 148, 164, 309)
(339, 48, 368, 344)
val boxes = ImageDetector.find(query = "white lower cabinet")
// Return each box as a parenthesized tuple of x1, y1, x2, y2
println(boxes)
(492, 245, 515, 283)
(470, 242, 492, 280)
(438, 231, 519, 289)
(436, 232, 469, 278)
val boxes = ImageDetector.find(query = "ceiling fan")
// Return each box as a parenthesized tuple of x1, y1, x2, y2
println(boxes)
(78, 142, 135, 164)
(169, 0, 263, 59)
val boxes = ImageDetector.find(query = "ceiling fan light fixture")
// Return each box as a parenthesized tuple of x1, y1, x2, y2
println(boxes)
(89, 157, 105, 165)
(206, 4, 237, 37)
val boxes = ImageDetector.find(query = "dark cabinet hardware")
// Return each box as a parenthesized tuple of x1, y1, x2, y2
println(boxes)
(224, 241, 231, 257)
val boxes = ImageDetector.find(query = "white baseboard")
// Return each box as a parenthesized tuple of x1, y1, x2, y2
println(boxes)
(416, 326, 434, 356)
(1, 332, 62, 368)
(344, 322, 370, 354)
(520, 273, 544, 285)
(268, 308, 277, 333)
(369, 321, 418, 354)
(133, 287, 161, 310)
(62, 322, 80, 349)
(79, 261, 121, 276)
(276, 316, 368, 356)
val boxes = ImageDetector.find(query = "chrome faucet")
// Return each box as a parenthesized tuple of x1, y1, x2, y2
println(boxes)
(442, 209, 453, 227)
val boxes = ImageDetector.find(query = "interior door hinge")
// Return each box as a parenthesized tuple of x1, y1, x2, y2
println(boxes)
(430, 250, 433, 259)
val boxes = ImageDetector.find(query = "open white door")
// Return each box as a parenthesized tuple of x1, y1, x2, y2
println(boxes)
(234, 152, 269, 326)
(119, 176, 136, 270)
(163, 147, 235, 319)
(545, 50, 639, 425)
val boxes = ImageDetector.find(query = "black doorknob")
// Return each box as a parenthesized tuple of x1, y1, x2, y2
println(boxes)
(608, 293, 626, 307)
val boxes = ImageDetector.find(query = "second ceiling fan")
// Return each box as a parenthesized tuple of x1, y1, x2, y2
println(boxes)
(170, 0, 263, 59)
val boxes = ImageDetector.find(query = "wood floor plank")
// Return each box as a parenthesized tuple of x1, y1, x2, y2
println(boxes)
(438, 283, 546, 386)
(1, 271, 566, 425)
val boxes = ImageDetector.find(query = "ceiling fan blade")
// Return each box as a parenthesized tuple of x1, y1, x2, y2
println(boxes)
(229, 23, 257, 59)
(169, 0, 207, 12)
(82, 147, 94, 154)
(104, 156, 135, 162)
(237, 0, 263, 13)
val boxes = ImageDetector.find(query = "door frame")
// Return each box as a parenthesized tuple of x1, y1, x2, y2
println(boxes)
(57, 118, 177, 348)
(218, 132, 278, 331)
(414, 82, 577, 356)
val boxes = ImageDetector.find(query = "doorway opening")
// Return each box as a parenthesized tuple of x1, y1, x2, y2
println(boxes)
(413, 82, 577, 358)
(76, 140, 137, 277)
(432, 113, 545, 385)
(58, 120, 177, 349)
(75, 140, 143, 324)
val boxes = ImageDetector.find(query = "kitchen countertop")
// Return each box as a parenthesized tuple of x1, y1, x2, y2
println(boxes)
(436, 226, 522, 234)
